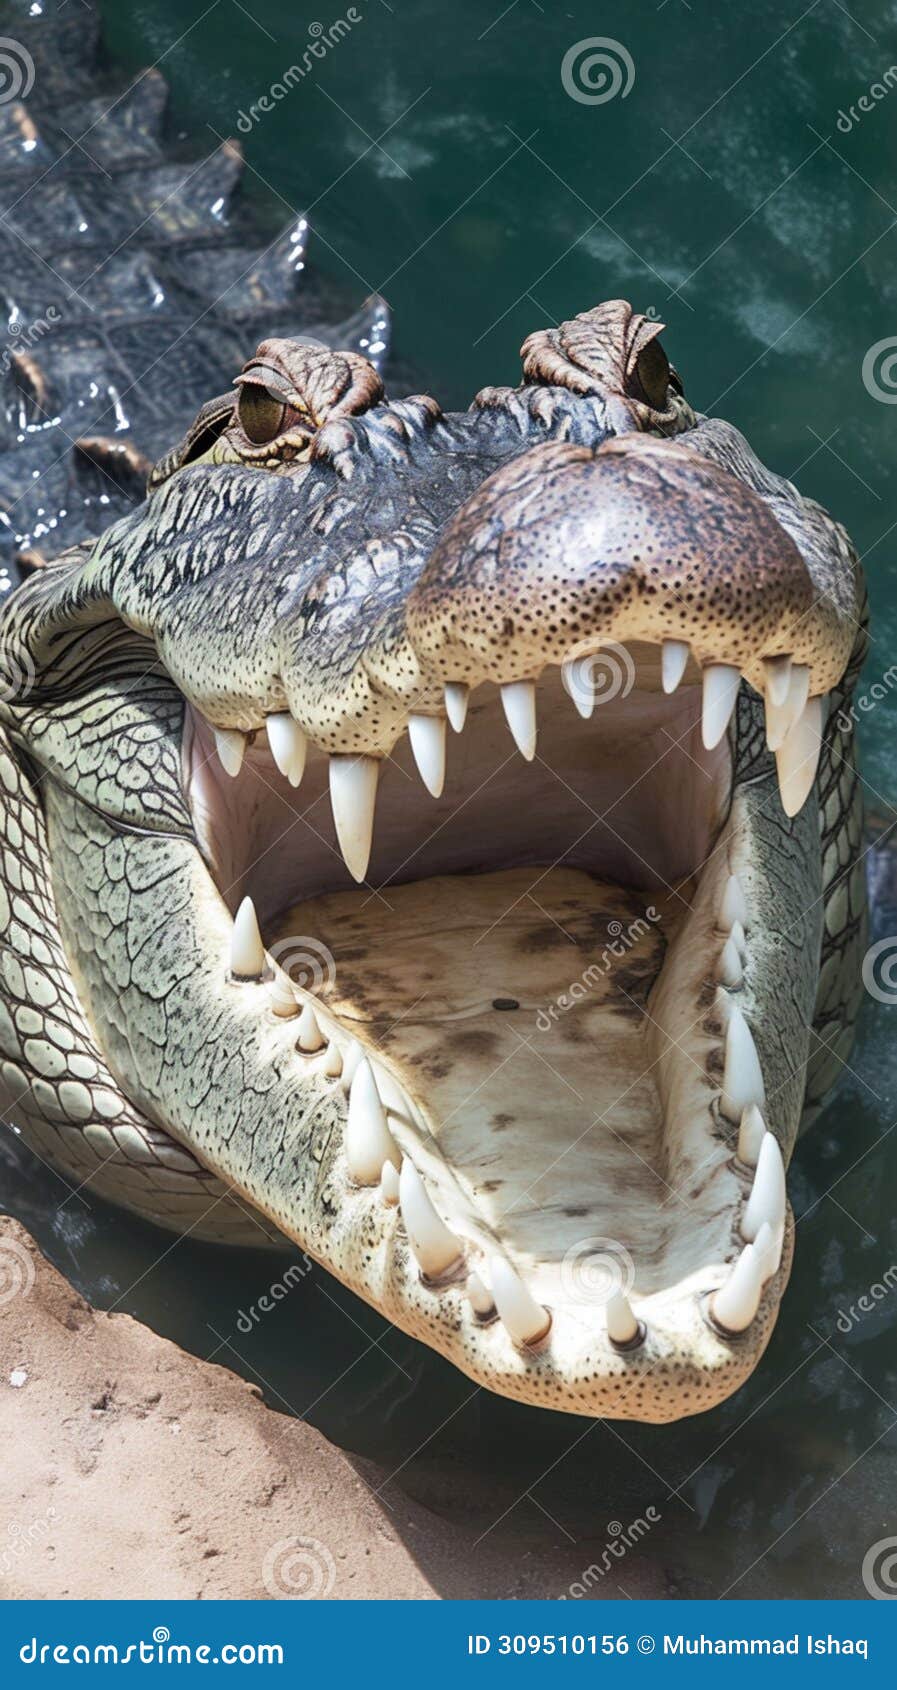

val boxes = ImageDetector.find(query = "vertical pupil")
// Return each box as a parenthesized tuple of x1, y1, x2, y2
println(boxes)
(240, 388, 285, 443)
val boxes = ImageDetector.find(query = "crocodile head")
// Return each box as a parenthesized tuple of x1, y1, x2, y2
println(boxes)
(0, 302, 867, 1422)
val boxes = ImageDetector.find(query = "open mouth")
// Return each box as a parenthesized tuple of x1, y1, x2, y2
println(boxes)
(184, 629, 807, 1420)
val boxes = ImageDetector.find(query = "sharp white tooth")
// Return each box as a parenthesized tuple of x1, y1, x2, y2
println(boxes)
(766, 662, 809, 750)
(711, 1243, 764, 1334)
(296, 1002, 326, 1053)
(269, 976, 299, 1018)
(408, 713, 446, 798)
(661, 638, 690, 694)
(717, 934, 744, 989)
(339, 1039, 364, 1092)
(730, 917, 747, 959)
(763, 654, 793, 709)
(266, 713, 307, 787)
(319, 1041, 343, 1078)
(737, 1102, 767, 1167)
(467, 1270, 496, 1320)
(776, 695, 823, 818)
(741, 1130, 786, 1242)
(214, 727, 246, 778)
(753, 1218, 783, 1281)
(720, 873, 748, 932)
(380, 1160, 400, 1205)
(329, 754, 379, 883)
(230, 896, 265, 979)
(489, 1254, 551, 1346)
(561, 656, 595, 719)
(444, 683, 469, 733)
(347, 1058, 399, 1186)
(399, 1159, 464, 1279)
(720, 1003, 765, 1122)
(501, 680, 537, 761)
(701, 664, 740, 750)
(606, 1290, 641, 1347)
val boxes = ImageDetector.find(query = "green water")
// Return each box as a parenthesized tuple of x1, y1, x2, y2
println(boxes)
(7, 0, 897, 1598)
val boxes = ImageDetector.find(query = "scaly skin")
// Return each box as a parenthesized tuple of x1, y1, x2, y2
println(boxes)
(0, 295, 868, 1421)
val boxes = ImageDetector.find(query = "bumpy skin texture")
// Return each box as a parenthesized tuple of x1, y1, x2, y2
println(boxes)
(0, 3, 869, 1420)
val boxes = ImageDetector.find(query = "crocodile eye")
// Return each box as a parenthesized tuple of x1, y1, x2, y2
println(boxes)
(238, 384, 287, 445)
(629, 339, 671, 410)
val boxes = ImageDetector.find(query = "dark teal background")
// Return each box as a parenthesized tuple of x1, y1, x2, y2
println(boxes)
(3, 0, 897, 1602)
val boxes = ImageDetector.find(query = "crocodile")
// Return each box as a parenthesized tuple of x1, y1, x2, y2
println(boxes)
(0, 3, 869, 1423)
